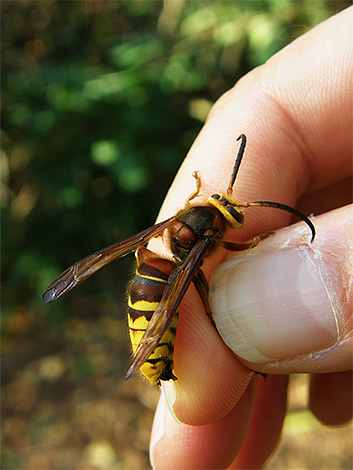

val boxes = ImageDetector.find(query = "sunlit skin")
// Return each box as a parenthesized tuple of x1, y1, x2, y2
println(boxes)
(149, 8, 353, 469)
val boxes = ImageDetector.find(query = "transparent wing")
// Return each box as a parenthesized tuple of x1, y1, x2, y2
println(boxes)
(125, 238, 211, 380)
(42, 217, 175, 303)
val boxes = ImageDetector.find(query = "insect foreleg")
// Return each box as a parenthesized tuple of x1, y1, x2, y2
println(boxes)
(186, 171, 202, 205)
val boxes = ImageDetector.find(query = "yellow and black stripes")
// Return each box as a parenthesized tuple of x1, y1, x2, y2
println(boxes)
(207, 194, 244, 229)
(127, 247, 179, 384)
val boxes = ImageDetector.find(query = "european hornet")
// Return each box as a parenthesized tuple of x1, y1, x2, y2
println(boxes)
(42, 134, 316, 384)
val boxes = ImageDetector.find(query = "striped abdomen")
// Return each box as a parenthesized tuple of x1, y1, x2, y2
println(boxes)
(127, 247, 179, 384)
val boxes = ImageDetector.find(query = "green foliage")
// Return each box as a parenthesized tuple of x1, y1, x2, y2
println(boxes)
(1, 0, 347, 322)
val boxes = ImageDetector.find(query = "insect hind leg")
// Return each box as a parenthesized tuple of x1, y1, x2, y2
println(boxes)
(193, 268, 216, 329)
(222, 231, 275, 252)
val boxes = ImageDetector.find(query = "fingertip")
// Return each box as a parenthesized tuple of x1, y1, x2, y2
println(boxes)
(309, 371, 353, 426)
(150, 376, 259, 470)
(150, 392, 167, 470)
(161, 379, 182, 425)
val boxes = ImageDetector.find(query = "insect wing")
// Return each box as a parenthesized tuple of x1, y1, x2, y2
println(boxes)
(125, 238, 211, 380)
(42, 217, 175, 303)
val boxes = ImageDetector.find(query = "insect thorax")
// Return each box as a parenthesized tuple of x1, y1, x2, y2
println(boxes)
(170, 206, 227, 261)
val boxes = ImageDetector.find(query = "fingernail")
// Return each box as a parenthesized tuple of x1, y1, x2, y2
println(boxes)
(160, 379, 182, 424)
(209, 246, 338, 363)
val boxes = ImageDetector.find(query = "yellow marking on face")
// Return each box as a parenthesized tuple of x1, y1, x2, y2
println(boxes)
(207, 196, 243, 229)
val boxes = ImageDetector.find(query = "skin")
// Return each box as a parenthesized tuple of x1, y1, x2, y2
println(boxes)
(149, 7, 353, 469)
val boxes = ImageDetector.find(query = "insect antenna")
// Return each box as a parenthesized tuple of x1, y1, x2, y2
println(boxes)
(227, 134, 247, 196)
(239, 201, 316, 242)
(228, 134, 316, 242)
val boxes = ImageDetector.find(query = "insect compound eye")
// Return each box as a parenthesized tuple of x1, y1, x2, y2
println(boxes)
(226, 206, 244, 225)
(207, 194, 244, 229)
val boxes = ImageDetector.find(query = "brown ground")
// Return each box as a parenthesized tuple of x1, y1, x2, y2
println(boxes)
(2, 305, 352, 470)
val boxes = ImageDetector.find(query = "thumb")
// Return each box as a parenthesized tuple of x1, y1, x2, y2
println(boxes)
(209, 204, 353, 374)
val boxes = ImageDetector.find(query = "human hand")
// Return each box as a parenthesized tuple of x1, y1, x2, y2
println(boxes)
(149, 7, 352, 469)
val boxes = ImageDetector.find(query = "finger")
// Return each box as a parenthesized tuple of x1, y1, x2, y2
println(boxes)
(153, 7, 352, 241)
(148, 7, 352, 423)
(210, 205, 353, 374)
(150, 378, 258, 470)
(161, 285, 253, 425)
(230, 375, 289, 469)
(309, 371, 353, 425)
(296, 176, 352, 217)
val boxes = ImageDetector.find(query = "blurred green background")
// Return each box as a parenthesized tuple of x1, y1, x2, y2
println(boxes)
(2, 1, 352, 469)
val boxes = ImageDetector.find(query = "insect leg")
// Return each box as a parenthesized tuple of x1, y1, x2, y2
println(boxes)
(186, 171, 202, 204)
(193, 268, 216, 328)
(222, 231, 275, 252)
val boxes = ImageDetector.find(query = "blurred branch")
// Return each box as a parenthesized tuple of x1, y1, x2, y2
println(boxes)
(158, 0, 184, 35)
